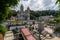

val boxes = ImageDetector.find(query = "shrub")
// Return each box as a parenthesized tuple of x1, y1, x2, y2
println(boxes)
(0, 25, 7, 36)
(54, 27, 60, 33)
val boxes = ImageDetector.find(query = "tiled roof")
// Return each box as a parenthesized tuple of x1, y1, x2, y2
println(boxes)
(21, 28, 36, 40)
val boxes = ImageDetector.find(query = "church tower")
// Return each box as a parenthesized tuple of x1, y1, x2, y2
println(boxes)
(26, 7, 30, 27)
(20, 4, 24, 12)
(27, 7, 30, 20)
(20, 4, 24, 20)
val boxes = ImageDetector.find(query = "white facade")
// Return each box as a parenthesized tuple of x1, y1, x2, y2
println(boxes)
(17, 4, 30, 21)
(4, 31, 14, 40)
(39, 15, 54, 21)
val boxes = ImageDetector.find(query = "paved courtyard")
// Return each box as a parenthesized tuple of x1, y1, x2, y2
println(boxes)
(45, 37, 60, 40)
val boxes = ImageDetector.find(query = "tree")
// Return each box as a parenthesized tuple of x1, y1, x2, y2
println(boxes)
(54, 16, 60, 23)
(0, 0, 20, 36)
(30, 10, 59, 20)
(56, 0, 60, 4)
(54, 27, 60, 33)
(30, 14, 36, 20)
(6, 10, 17, 19)
(0, 25, 7, 36)
(54, 0, 60, 34)
(0, 0, 20, 23)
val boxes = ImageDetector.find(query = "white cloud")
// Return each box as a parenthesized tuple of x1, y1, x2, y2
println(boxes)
(15, 0, 59, 11)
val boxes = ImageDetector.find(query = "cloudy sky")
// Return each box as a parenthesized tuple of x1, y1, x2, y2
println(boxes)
(15, 0, 59, 11)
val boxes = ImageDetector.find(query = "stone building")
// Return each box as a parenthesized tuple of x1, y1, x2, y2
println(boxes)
(39, 15, 54, 21)
(17, 4, 30, 20)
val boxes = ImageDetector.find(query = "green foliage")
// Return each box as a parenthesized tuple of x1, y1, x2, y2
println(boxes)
(0, 25, 7, 36)
(56, 0, 60, 4)
(47, 20, 55, 24)
(54, 27, 60, 33)
(7, 10, 17, 19)
(30, 14, 36, 20)
(54, 15, 60, 23)
(30, 10, 60, 20)
(0, 0, 20, 23)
